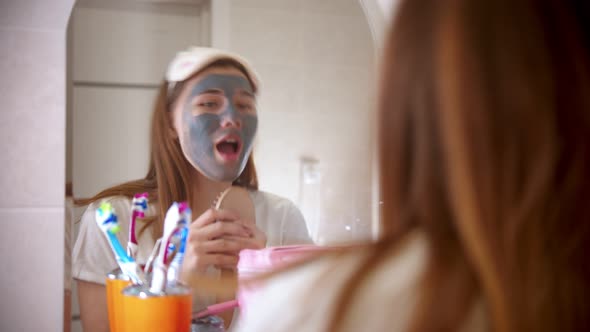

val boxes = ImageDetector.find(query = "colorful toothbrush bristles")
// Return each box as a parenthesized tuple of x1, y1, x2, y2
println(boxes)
(179, 202, 191, 226)
(132, 192, 149, 214)
(96, 202, 120, 234)
(129, 193, 149, 253)
(178, 201, 188, 214)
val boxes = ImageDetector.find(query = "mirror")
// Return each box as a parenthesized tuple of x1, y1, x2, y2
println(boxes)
(66, 0, 377, 330)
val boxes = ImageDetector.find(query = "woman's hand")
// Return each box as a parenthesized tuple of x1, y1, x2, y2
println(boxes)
(181, 208, 265, 280)
(239, 221, 267, 249)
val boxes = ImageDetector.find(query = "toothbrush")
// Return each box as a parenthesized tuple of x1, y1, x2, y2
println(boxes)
(128, 192, 148, 260)
(192, 300, 239, 319)
(143, 202, 192, 274)
(143, 238, 161, 275)
(150, 202, 184, 293)
(167, 202, 191, 285)
(95, 201, 147, 285)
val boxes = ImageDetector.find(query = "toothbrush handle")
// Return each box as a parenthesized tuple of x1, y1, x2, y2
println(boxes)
(192, 300, 239, 319)
(107, 232, 132, 263)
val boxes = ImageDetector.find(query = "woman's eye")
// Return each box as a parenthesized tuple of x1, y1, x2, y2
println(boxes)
(198, 101, 218, 108)
(237, 103, 254, 111)
(190, 94, 225, 114)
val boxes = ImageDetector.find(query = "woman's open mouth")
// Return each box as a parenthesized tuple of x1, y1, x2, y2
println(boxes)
(214, 136, 242, 162)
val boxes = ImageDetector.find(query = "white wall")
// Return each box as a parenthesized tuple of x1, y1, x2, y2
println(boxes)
(0, 1, 74, 331)
(70, 2, 204, 198)
(213, 0, 377, 244)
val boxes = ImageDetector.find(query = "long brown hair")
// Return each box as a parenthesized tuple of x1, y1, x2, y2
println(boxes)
(77, 59, 259, 239)
(329, 0, 590, 331)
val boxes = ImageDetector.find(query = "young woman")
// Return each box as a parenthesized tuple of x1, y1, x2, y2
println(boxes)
(236, 0, 590, 331)
(72, 47, 311, 332)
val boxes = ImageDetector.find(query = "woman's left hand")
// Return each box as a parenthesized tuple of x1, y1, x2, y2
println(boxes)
(226, 220, 266, 250)
(244, 222, 267, 249)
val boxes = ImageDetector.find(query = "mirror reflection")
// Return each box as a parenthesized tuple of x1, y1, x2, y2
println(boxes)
(65, 0, 376, 331)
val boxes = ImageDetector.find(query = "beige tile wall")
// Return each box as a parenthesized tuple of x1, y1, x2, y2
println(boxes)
(70, 4, 203, 198)
(0, 0, 74, 330)
(72, 86, 156, 198)
(72, 5, 202, 85)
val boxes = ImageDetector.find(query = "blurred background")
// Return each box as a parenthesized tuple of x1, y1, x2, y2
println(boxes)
(67, 1, 379, 330)
(0, 0, 395, 330)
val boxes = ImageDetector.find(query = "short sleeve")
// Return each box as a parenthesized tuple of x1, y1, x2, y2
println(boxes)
(72, 200, 123, 285)
(280, 201, 313, 245)
(250, 191, 314, 246)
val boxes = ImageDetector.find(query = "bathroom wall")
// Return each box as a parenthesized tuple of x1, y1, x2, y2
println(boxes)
(214, 0, 377, 244)
(0, 1, 74, 331)
(70, 1, 206, 198)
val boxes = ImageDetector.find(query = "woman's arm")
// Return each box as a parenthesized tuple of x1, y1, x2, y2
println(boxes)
(63, 289, 71, 332)
(182, 208, 264, 329)
(77, 280, 109, 332)
(72, 199, 128, 331)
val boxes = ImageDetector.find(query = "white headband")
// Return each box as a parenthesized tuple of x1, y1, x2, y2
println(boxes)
(165, 46, 260, 96)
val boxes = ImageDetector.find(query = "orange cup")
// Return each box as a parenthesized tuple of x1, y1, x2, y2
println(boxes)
(120, 284, 192, 332)
(106, 268, 131, 332)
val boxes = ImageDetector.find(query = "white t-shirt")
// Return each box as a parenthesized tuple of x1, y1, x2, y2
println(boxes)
(72, 190, 312, 305)
(235, 232, 487, 332)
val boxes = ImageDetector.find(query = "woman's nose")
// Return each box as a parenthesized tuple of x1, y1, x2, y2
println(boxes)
(220, 108, 241, 128)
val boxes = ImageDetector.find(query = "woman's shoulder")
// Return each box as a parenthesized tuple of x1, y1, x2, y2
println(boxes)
(247, 190, 311, 245)
(81, 195, 132, 220)
(285, 231, 427, 289)
(84, 195, 132, 210)
(83, 195, 158, 217)
(248, 190, 297, 211)
(241, 249, 371, 321)
(238, 232, 428, 331)
(247, 190, 303, 226)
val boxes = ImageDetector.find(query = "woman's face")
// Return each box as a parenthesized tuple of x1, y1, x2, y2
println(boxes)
(172, 66, 257, 182)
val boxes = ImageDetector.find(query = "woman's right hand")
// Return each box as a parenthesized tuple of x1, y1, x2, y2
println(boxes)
(180, 208, 260, 279)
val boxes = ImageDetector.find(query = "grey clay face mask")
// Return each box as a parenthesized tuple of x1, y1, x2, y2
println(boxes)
(179, 73, 257, 182)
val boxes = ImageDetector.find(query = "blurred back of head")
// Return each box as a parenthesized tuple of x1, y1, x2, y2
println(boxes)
(377, 0, 590, 330)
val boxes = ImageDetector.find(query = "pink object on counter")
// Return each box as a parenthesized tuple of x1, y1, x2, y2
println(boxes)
(237, 245, 345, 316)
(192, 299, 239, 319)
